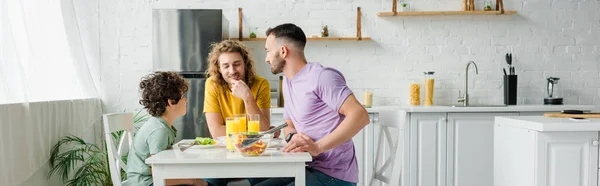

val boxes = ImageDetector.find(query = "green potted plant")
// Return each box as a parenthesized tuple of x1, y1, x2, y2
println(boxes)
(401, 3, 409, 12)
(48, 110, 149, 186)
(484, 0, 493, 11)
(249, 32, 257, 38)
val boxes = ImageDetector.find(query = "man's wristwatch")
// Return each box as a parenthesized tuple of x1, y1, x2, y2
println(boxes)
(285, 132, 296, 143)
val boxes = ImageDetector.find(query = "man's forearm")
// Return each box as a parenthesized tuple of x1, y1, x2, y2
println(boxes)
(243, 96, 270, 131)
(315, 110, 370, 153)
(283, 126, 297, 137)
(210, 124, 227, 138)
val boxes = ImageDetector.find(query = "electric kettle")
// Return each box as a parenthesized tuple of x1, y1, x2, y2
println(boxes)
(544, 77, 563, 105)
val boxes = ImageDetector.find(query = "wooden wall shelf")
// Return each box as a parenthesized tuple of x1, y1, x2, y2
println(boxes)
(379, 0, 515, 17)
(232, 37, 371, 41)
(377, 10, 517, 16)
(235, 7, 370, 41)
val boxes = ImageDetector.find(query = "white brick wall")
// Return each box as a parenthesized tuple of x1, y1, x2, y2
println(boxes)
(98, 0, 600, 113)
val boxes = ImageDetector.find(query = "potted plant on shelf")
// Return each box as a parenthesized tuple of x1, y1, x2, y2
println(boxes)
(401, 3, 409, 12)
(249, 32, 257, 38)
(484, 0, 493, 11)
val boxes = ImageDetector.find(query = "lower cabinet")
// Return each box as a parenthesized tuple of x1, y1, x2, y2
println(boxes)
(408, 112, 519, 186)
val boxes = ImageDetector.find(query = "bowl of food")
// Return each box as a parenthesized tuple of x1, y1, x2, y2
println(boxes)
(228, 132, 273, 157)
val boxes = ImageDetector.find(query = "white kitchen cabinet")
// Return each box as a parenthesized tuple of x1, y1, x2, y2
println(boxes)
(494, 116, 600, 186)
(408, 112, 518, 186)
(445, 112, 517, 186)
(408, 113, 446, 186)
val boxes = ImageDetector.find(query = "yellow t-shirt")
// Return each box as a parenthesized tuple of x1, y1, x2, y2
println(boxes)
(203, 76, 271, 122)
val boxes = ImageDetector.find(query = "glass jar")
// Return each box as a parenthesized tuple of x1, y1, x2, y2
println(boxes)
(363, 89, 373, 108)
(409, 80, 421, 106)
(423, 71, 435, 106)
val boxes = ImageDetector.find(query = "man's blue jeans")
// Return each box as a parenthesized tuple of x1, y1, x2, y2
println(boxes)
(254, 167, 356, 186)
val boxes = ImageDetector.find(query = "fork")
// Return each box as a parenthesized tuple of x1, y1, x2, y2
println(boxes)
(179, 140, 199, 152)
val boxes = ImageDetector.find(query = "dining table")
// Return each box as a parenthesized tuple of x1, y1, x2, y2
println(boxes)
(145, 139, 312, 186)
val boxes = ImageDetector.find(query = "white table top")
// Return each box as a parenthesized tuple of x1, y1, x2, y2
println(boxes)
(145, 141, 312, 164)
(495, 116, 600, 132)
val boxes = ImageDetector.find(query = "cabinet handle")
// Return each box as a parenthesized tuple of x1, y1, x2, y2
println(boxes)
(593, 140, 599, 147)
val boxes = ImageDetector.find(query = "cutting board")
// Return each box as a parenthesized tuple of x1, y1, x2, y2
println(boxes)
(544, 112, 600, 118)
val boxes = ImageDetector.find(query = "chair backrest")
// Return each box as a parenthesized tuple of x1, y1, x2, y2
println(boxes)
(103, 112, 134, 186)
(370, 110, 406, 186)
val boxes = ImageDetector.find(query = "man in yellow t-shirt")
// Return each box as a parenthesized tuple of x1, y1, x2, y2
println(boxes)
(203, 40, 275, 186)
(203, 40, 276, 138)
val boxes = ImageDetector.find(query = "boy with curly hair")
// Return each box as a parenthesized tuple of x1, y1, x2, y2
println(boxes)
(126, 71, 206, 186)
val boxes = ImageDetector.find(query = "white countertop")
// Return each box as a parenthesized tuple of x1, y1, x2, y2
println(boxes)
(270, 105, 597, 114)
(495, 116, 600, 132)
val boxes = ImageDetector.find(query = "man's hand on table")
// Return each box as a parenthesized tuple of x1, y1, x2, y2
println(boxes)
(283, 133, 323, 156)
(270, 126, 281, 138)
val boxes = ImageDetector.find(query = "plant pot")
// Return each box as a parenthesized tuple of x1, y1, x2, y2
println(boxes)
(400, 4, 409, 12)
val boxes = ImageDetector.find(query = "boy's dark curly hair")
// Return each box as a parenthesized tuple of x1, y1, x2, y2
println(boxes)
(138, 71, 189, 117)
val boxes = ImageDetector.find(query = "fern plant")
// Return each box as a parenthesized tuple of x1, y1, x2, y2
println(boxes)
(48, 110, 150, 186)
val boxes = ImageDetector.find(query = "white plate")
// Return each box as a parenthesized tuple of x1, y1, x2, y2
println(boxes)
(176, 139, 220, 149)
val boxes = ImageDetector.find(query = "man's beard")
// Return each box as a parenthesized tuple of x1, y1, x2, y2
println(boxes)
(270, 58, 285, 74)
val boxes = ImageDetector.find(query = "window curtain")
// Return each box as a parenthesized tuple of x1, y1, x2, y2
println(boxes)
(0, 0, 102, 185)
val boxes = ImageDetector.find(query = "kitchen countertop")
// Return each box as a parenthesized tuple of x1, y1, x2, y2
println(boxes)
(270, 105, 597, 114)
(495, 116, 600, 132)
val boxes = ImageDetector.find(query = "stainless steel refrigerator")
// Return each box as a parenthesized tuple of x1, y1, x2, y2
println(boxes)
(152, 9, 228, 141)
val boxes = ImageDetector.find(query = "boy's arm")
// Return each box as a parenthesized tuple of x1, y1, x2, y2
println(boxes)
(147, 129, 169, 176)
(147, 129, 169, 155)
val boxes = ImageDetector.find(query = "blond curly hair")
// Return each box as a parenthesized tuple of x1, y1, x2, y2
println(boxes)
(206, 40, 257, 91)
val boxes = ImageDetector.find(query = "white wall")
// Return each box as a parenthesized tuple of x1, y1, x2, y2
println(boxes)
(99, 0, 600, 113)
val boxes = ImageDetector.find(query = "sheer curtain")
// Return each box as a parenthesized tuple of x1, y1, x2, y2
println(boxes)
(0, 0, 102, 185)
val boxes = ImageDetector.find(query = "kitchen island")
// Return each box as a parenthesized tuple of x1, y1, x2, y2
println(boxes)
(494, 116, 600, 186)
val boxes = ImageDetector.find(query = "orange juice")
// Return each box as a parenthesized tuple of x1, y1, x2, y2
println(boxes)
(237, 115, 247, 132)
(225, 117, 238, 151)
(248, 121, 260, 133)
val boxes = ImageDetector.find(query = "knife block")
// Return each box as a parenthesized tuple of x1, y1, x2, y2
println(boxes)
(503, 75, 517, 105)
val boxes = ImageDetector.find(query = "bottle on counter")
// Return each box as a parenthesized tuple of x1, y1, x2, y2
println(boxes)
(409, 80, 421, 106)
(363, 89, 373, 108)
(424, 71, 435, 106)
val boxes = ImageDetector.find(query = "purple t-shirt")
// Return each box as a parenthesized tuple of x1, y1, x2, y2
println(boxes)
(282, 62, 358, 183)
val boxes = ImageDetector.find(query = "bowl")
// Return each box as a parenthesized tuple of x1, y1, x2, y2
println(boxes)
(228, 132, 273, 157)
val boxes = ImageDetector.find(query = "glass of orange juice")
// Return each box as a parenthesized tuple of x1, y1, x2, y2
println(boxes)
(235, 114, 247, 133)
(248, 114, 260, 134)
(225, 117, 239, 151)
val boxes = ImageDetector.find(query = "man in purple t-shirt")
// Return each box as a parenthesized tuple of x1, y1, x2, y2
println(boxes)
(255, 23, 370, 186)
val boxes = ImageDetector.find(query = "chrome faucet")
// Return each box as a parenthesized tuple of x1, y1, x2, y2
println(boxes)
(458, 61, 478, 106)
